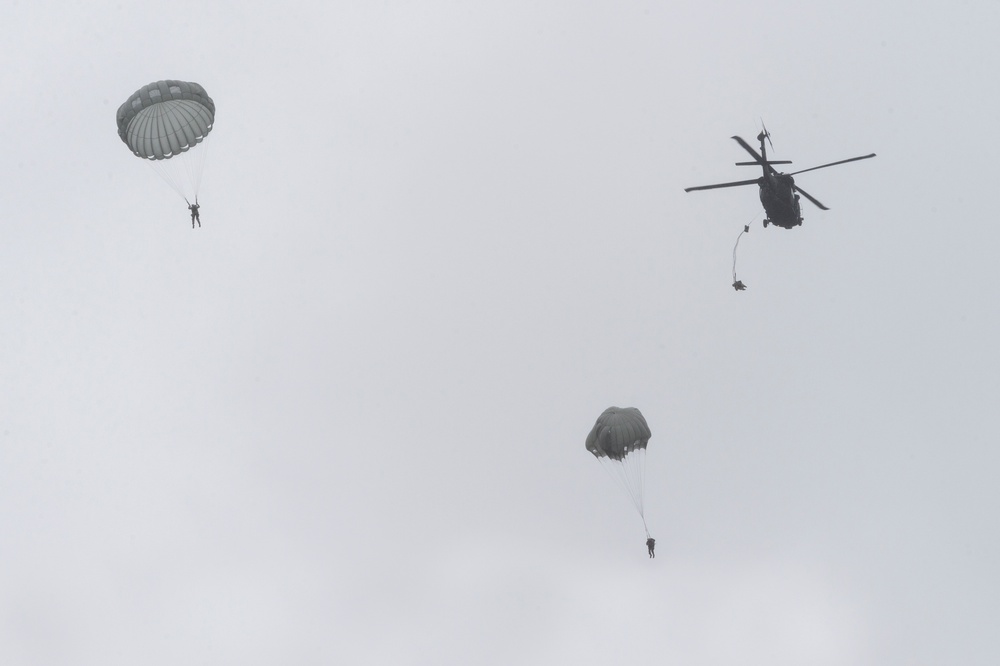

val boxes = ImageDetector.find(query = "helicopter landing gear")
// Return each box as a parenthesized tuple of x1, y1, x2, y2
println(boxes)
(763, 219, 769, 228)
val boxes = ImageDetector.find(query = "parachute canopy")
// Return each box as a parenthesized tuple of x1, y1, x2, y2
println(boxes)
(586, 406, 652, 536)
(586, 406, 651, 460)
(116, 80, 214, 160)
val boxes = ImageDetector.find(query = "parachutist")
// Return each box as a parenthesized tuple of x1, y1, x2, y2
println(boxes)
(117, 81, 214, 209)
(188, 200, 201, 228)
(732, 280, 747, 291)
(586, 407, 653, 550)
(646, 537, 655, 558)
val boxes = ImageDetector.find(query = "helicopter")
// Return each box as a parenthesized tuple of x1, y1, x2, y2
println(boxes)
(685, 128, 875, 229)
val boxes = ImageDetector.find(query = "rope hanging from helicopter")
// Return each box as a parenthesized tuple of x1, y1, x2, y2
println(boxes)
(731, 214, 760, 291)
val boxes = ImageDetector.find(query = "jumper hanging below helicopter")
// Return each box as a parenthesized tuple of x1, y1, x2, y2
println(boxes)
(684, 128, 875, 229)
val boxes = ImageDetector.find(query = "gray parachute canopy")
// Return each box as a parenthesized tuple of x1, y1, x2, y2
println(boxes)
(116, 80, 215, 160)
(585, 407, 651, 461)
(586, 406, 652, 536)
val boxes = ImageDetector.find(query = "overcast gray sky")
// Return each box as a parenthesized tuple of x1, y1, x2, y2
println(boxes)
(2, 1, 998, 664)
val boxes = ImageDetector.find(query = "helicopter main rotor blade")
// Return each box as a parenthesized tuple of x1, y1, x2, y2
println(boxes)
(793, 184, 828, 210)
(789, 153, 876, 176)
(731, 136, 779, 174)
(685, 178, 761, 192)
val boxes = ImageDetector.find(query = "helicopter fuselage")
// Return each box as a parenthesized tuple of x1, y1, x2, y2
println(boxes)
(758, 172, 802, 229)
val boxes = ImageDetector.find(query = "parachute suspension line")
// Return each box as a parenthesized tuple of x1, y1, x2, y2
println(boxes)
(625, 447, 649, 538)
(595, 445, 648, 534)
(596, 457, 639, 516)
(625, 447, 645, 516)
(145, 158, 189, 202)
(595, 457, 628, 509)
(185, 133, 210, 199)
(636, 447, 647, 514)
(632, 448, 649, 533)
(732, 214, 760, 291)
(141, 134, 211, 203)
